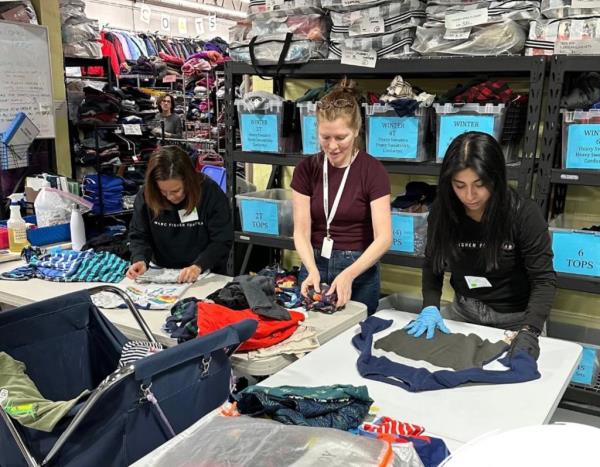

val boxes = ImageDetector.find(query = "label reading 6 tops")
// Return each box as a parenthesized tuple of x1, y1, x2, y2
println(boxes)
(391, 215, 414, 253)
(565, 124, 600, 169)
(368, 116, 419, 159)
(551, 230, 600, 277)
(240, 114, 279, 152)
(241, 199, 279, 235)
(302, 115, 319, 154)
(437, 115, 495, 160)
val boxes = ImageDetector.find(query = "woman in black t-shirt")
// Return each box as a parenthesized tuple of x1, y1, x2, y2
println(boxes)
(408, 132, 556, 361)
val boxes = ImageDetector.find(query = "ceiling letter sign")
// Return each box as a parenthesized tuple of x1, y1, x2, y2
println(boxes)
(195, 17, 204, 35)
(208, 13, 217, 32)
(178, 17, 188, 35)
(161, 14, 171, 32)
(140, 5, 151, 24)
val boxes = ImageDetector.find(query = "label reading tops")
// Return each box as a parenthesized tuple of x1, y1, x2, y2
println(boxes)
(240, 199, 279, 235)
(391, 214, 415, 253)
(437, 115, 495, 160)
(351, 17, 385, 36)
(240, 114, 279, 152)
(368, 116, 419, 159)
(445, 8, 488, 30)
(565, 124, 600, 169)
(551, 230, 600, 277)
(341, 48, 377, 68)
(302, 115, 319, 154)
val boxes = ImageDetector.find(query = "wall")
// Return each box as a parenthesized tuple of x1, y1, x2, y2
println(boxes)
(84, 0, 235, 41)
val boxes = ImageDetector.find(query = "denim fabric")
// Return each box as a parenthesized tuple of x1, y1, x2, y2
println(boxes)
(298, 249, 380, 314)
(443, 295, 547, 335)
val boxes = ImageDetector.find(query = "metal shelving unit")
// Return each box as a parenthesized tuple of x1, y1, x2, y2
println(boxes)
(224, 56, 547, 276)
(534, 55, 600, 413)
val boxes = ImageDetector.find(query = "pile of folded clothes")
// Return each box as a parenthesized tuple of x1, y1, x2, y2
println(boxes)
(82, 174, 124, 214)
(77, 86, 121, 126)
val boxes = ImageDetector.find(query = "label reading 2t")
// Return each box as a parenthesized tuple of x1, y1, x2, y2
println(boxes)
(240, 114, 278, 152)
(241, 199, 279, 235)
(437, 115, 495, 160)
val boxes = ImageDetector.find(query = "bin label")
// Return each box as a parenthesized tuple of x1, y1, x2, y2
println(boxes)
(565, 124, 600, 169)
(240, 114, 278, 152)
(571, 346, 599, 386)
(438, 115, 495, 160)
(302, 115, 319, 154)
(241, 199, 279, 235)
(391, 215, 414, 253)
(552, 231, 600, 277)
(368, 116, 419, 159)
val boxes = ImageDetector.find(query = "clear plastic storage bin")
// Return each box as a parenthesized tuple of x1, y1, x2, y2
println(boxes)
(549, 213, 600, 278)
(236, 189, 293, 237)
(390, 210, 428, 255)
(364, 104, 429, 161)
(434, 103, 506, 163)
(297, 102, 319, 155)
(561, 110, 600, 170)
(235, 99, 284, 153)
(571, 344, 600, 388)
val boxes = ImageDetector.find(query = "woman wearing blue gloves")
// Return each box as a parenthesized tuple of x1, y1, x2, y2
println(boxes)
(407, 132, 556, 360)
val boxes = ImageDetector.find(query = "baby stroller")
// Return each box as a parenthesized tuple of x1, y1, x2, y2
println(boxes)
(0, 286, 257, 467)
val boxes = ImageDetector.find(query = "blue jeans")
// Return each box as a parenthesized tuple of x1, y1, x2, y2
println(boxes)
(298, 249, 380, 314)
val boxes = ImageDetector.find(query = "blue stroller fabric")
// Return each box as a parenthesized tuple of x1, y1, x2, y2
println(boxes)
(352, 316, 540, 392)
(0, 290, 257, 467)
(235, 384, 373, 431)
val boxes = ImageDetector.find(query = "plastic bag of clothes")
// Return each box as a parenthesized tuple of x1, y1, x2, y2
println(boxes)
(230, 33, 329, 66)
(134, 415, 410, 467)
(250, 6, 329, 41)
(330, 28, 417, 59)
(525, 18, 600, 56)
(541, 0, 600, 19)
(248, 0, 322, 15)
(411, 20, 526, 56)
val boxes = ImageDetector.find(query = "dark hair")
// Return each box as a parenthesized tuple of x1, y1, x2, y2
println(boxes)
(144, 145, 202, 217)
(428, 131, 516, 274)
(156, 94, 176, 115)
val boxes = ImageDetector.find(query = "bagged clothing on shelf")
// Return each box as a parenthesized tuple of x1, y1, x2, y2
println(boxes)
(352, 316, 541, 392)
(525, 18, 600, 56)
(330, 0, 426, 42)
(0, 352, 90, 432)
(329, 29, 416, 59)
(424, 1, 540, 29)
(541, 0, 599, 18)
(235, 384, 373, 430)
(412, 20, 526, 56)
(249, 6, 329, 41)
(321, 0, 389, 12)
(248, 0, 322, 15)
(230, 33, 329, 65)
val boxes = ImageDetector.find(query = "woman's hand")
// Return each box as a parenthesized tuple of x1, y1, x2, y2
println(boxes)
(328, 270, 354, 309)
(126, 261, 147, 280)
(301, 269, 321, 298)
(178, 265, 202, 283)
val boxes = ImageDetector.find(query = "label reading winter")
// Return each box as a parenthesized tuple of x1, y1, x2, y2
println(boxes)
(368, 116, 419, 159)
(240, 114, 278, 152)
(438, 115, 495, 159)
(565, 124, 600, 169)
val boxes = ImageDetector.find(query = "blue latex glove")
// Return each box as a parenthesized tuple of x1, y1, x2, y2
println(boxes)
(405, 306, 451, 339)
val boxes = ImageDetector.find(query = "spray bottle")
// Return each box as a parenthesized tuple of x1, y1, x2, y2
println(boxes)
(7, 194, 29, 253)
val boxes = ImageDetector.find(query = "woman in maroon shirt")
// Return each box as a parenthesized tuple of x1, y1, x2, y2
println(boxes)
(291, 79, 392, 313)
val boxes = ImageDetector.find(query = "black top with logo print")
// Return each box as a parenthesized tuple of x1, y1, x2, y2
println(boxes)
(422, 197, 556, 331)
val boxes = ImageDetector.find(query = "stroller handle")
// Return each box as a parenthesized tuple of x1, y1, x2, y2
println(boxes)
(87, 285, 159, 344)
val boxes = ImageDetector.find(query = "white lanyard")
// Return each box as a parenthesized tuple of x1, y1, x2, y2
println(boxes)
(323, 152, 355, 239)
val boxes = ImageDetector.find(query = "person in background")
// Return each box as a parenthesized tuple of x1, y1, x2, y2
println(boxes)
(291, 78, 392, 314)
(152, 94, 183, 138)
(408, 132, 556, 361)
(127, 145, 232, 282)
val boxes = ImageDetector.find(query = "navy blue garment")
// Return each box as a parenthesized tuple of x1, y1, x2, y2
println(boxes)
(352, 316, 541, 392)
(235, 384, 373, 431)
(299, 248, 380, 314)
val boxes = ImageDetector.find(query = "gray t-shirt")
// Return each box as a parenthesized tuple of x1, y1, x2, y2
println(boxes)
(158, 113, 183, 137)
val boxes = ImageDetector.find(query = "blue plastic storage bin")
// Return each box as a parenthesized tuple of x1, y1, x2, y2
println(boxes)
(202, 166, 227, 193)
(27, 223, 71, 246)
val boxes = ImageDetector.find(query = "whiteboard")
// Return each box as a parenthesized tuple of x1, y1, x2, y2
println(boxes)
(0, 20, 55, 139)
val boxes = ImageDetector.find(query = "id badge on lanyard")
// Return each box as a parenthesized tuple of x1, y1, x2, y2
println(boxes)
(321, 153, 355, 259)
